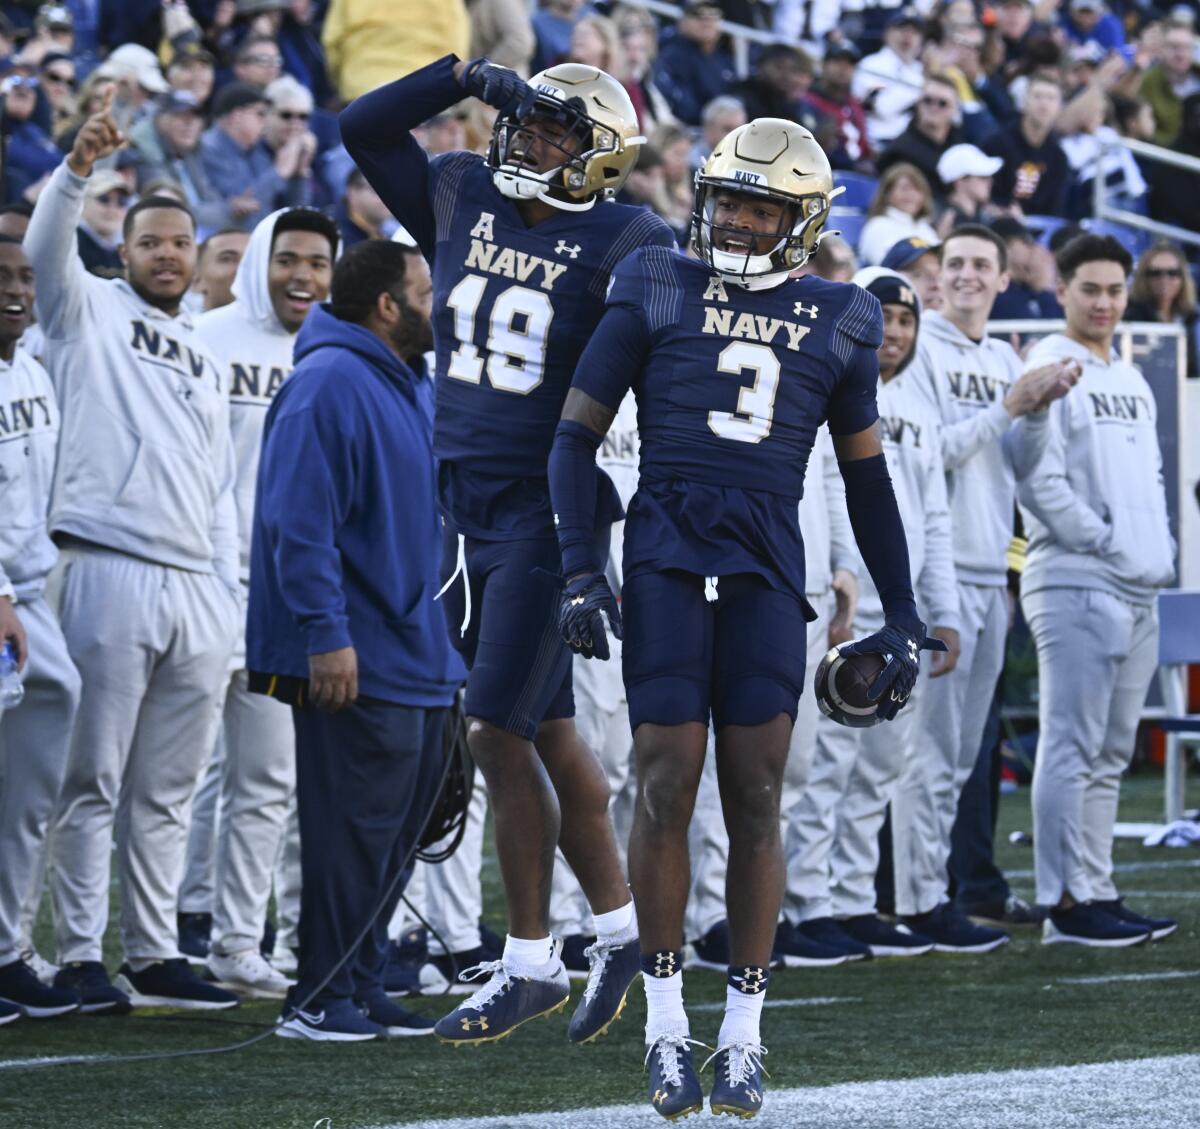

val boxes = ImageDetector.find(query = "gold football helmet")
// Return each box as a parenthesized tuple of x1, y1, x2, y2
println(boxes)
(489, 64, 645, 211)
(692, 117, 838, 282)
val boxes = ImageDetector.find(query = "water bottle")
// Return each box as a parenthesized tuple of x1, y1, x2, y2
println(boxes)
(0, 641, 24, 710)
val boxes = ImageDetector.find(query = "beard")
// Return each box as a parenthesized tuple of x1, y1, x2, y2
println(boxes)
(389, 302, 434, 361)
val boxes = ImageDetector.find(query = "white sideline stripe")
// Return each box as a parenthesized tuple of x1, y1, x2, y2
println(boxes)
(1057, 971, 1200, 986)
(691, 995, 859, 1013)
(0, 1054, 108, 1070)
(369, 1055, 1200, 1129)
(1116, 890, 1200, 898)
(1005, 858, 1200, 879)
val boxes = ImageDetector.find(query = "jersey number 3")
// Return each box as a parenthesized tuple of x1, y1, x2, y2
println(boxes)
(708, 342, 780, 444)
(446, 275, 553, 395)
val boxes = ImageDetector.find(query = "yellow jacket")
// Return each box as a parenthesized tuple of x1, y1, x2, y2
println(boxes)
(323, 0, 470, 102)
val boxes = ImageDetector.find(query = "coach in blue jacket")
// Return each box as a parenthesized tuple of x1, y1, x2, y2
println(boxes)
(247, 240, 465, 1042)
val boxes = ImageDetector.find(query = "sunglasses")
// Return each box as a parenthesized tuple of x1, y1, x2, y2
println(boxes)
(43, 70, 74, 86)
(276, 110, 309, 121)
(94, 192, 130, 206)
(244, 54, 282, 67)
(921, 95, 953, 109)
(1147, 267, 1183, 279)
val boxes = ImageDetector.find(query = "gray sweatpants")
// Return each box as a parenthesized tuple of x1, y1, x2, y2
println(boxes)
(892, 582, 1007, 917)
(0, 595, 81, 964)
(49, 546, 237, 964)
(178, 739, 222, 914)
(1021, 586, 1159, 906)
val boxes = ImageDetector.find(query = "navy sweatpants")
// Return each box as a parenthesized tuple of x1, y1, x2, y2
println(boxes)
(292, 699, 448, 1006)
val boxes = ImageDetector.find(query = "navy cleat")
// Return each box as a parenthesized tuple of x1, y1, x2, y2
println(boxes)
(0, 959, 79, 1018)
(53, 961, 132, 1015)
(646, 1034, 706, 1120)
(0, 999, 19, 1026)
(116, 959, 239, 1009)
(568, 936, 639, 1044)
(706, 1041, 769, 1119)
(434, 959, 570, 1046)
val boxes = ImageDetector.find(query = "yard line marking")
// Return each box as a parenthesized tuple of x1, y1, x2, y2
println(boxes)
(1113, 890, 1200, 899)
(369, 1054, 1200, 1129)
(692, 995, 859, 1013)
(1057, 971, 1200, 986)
(0, 1054, 108, 1070)
(1005, 858, 1200, 879)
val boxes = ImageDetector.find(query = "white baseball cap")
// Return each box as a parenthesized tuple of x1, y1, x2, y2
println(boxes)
(937, 143, 1003, 184)
(98, 43, 169, 94)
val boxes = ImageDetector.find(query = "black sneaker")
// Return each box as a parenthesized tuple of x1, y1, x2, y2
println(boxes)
(841, 914, 934, 958)
(429, 947, 489, 995)
(384, 940, 450, 998)
(795, 917, 872, 962)
(355, 988, 435, 1037)
(1043, 903, 1150, 948)
(177, 912, 212, 960)
(0, 959, 80, 1018)
(478, 922, 504, 961)
(772, 919, 848, 968)
(645, 1034, 705, 1120)
(960, 894, 1047, 927)
(1093, 899, 1177, 941)
(686, 920, 784, 973)
(903, 903, 1010, 954)
(53, 961, 132, 1015)
(116, 959, 240, 1009)
(560, 933, 596, 982)
(0, 999, 18, 1026)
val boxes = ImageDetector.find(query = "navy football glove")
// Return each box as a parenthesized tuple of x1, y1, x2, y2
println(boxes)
(841, 619, 948, 721)
(460, 57, 537, 117)
(559, 572, 622, 661)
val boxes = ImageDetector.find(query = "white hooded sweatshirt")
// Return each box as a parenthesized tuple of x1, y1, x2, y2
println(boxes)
(799, 427, 857, 599)
(1016, 333, 1174, 604)
(907, 309, 1048, 587)
(195, 210, 303, 582)
(0, 348, 59, 602)
(26, 161, 238, 587)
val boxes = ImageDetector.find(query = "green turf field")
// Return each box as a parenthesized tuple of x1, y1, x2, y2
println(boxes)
(1, 773, 1195, 1129)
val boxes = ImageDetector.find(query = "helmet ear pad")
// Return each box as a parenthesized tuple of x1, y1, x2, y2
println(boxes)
(813, 644, 887, 728)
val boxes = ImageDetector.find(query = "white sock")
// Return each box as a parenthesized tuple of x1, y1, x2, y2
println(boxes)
(718, 984, 766, 1047)
(593, 899, 637, 944)
(643, 971, 689, 1042)
(502, 934, 556, 973)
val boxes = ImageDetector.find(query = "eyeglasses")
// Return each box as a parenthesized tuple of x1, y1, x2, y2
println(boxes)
(1147, 267, 1183, 279)
(920, 95, 953, 109)
(94, 193, 130, 207)
(243, 54, 282, 68)
(275, 110, 310, 121)
(43, 70, 74, 86)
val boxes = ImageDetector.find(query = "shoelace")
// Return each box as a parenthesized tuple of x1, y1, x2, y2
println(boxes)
(645, 1035, 708, 1089)
(457, 960, 514, 1011)
(703, 1042, 769, 1087)
(580, 940, 613, 1005)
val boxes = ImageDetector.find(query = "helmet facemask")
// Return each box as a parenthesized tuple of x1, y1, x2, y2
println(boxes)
(488, 92, 623, 212)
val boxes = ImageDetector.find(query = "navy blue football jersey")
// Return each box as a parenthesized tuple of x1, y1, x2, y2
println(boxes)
(573, 246, 884, 602)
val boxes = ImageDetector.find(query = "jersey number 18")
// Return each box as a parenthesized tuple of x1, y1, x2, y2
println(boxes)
(445, 276, 553, 395)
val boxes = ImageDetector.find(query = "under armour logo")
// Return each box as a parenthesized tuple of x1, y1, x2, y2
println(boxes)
(652, 1089, 669, 1106)
(907, 640, 918, 661)
(461, 1016, 489, 1031)
(747, 1090, 762, 1104)
(793, 301, 819, 319)
(555, 240, 581, 258)
(734, 966, 767, 993)
(570, 595, 585, 606)
(652, 952, 677, 977)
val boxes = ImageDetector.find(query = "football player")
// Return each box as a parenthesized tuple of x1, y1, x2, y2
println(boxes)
(339, 57, 675, 1045)
(548, 119, 943, 1119)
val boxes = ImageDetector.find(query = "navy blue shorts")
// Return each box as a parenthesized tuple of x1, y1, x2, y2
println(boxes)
(439, 524, 575, 741)
(622, 569, 809, 731)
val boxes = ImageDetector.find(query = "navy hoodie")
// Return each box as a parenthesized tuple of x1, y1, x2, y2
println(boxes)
(247, 303, 465, 707)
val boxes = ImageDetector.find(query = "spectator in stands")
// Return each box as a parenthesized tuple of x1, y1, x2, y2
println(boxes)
(0, 203, 32, 239)
(467, 0, 535, 76)
(1140, 17, 1200, 147)
(1060, 93, 1148, 219)
(690, 94, 745, 172)
(413, 112, 467, 156)
(321, 0, 469, 102)
(984, 74, 1069, 218)
(75, 170, 129, 276)
(55, 70, 112, 152)
(617, 8, 674, 132)
(653, 0, 736, 126)
(2, 76, 62, 195)
(804, 233, 857, 282)
(805, 41, 873, 172)
(167, 42, 217, 109)
(531, 0, 584, 73)
(853, 6, 926, 149)
(1148, 92, 1200, 233)
(882, 235, 942, 310)
(94, 44, 169, 134)
(648, 121, 696, 234)
(129, 90, 232, 234)
(1112, 94, 1156, 143)
(1061, 0, 1127, 58)
(26, 3, 75, 65)
(233, 33, 285, 91)
(620, 141, 666, 211)
(936, 144, 1006, 235)
(995, 0, 1051, 73)
(878, 74, 965, 197)
(201, 82, 310, 230)
(732, 43, 816, 125)
(263, 76, 325, 208)
(38, 52, 75, 130)
(859, 161, 939, 265)
(191, 228, 251, 313)
(989, 217, 1059, 319)
(568, 15, 620, 73)
(1126, 239, 1200, 378)
(336, 168, 398, 248)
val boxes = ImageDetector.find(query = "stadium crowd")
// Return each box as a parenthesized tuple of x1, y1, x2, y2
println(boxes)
(0, 0, 1189, 1085)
